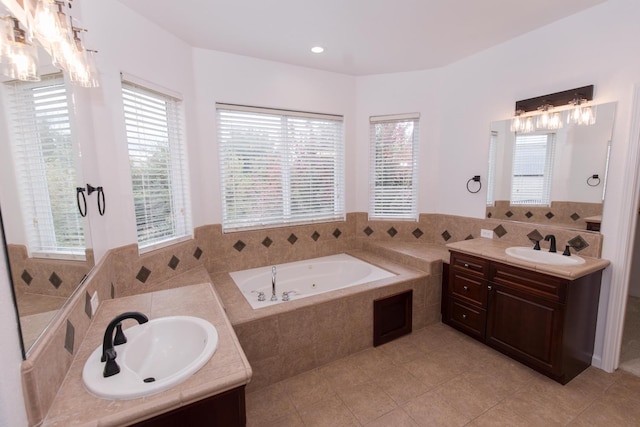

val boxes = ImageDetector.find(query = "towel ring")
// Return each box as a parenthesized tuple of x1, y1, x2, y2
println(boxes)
(466, 176, 482, 194)
(587, 174, 601, 187)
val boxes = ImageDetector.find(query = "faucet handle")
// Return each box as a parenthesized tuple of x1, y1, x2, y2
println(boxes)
(282, 291, 297, 301)
(532, 240, 541, 251)
(113, 323, 127, 346)
(252, 291, 266, 301)
(563, 245, 572, 256)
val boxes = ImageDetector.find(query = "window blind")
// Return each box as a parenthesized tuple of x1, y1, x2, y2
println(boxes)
(5, 73, 86, 258)
(369, 114, 420, 219)
(511, 133, 555, 206)
(122, 81, 192, 249)
(217, 104, 345, 231)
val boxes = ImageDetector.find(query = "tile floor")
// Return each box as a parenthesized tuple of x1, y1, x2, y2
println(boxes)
(246, 322, 640, 426)
(619, 295, 640, 376)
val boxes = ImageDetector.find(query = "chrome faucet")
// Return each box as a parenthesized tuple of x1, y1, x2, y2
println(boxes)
(271, 266, 277, 301)
(544, 234, 557, 253)
(101, 312, 148, 378)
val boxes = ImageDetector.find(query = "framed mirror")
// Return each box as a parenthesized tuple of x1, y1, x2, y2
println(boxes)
(0, 55, 94, 355)
(486, 101, 616, 231)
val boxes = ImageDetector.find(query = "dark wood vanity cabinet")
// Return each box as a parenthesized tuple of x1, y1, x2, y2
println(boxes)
(443, 251, 603, 384)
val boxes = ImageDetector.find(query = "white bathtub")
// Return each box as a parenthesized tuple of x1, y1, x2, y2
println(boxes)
(229, 253, 396, 309)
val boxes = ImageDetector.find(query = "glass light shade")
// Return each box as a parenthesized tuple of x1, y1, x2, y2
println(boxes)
(4, 41, 40, 81)
(33, 0, 70, 45)
(68, 49, 99, 87)
(567, 103, 596, 126)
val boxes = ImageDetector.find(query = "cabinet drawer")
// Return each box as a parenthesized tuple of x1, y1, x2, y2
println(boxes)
(490, 262, 567, 302)
(449, 298, 486, 340)
(451, 272, 487, 307)
(450, 252, 487, 278)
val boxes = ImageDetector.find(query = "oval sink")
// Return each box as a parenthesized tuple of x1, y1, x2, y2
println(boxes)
(505, 246, 585, 266)
(82, 316, 218, 400)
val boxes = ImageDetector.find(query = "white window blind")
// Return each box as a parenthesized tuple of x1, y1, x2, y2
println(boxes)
(486, 131, 498, 206)
(5, 73, 86, 258)
(510, 133, 555, 206)
(369, 113, 420, 219)
(122, 81, 192, 249)
(217, 104, 345, 231)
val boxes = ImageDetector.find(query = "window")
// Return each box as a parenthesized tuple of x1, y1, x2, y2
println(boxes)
(122, 80, 192, 249)
(4, 73, 86, 259)
(369, 114, 420, 219)
(217, 104, 344, 231)
(510, 133, 555, 206)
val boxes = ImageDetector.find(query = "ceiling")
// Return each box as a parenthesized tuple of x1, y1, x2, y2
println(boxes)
(116, 0, 607, 76)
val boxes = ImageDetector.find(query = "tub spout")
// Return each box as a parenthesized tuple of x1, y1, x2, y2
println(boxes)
(271, 266, 277, 301)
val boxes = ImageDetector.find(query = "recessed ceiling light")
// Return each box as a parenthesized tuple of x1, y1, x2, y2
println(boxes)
(311, 46, 325, 54)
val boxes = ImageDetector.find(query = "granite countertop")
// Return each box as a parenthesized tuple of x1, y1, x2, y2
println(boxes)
(446, 238, 610, 279)
(42, 283, 252, 427)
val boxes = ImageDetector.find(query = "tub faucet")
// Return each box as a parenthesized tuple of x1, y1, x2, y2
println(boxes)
(271, 266, 278, 301)
(101, 311, 148, 378)
(544, 234, 557, 253)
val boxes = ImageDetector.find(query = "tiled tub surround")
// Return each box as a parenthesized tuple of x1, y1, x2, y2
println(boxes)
(18, 212, 605, 425)
(215, 249, 446, 392)
(41, 283, 252, 427)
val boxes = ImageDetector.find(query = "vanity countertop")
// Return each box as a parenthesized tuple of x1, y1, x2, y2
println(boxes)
(446, 238, 610, 279)
(41, 283, 252, 427)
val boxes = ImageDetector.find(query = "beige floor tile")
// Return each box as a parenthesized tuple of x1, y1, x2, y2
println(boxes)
(498, 385, 578, 426)
(317, 356, 371, 390)
(466, 405, 531, 427)
(377, 336, 424, 364)
(338, 380, 398, 424)
(402, 390, 472, 427)
(346, 347, 397, 376)
(247, 411, 305, 427)
(246, 382, 296, 425)
(568, 395, 640, 426)
(282, 370, 336, 410)
(364, 407, 420, 427)
(373, 364, 430, 404)
(297, 395, 360, 427)
(434, 375, 503, 419)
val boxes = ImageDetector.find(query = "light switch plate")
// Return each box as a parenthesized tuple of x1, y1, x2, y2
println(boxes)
(480, 229, 494, 239)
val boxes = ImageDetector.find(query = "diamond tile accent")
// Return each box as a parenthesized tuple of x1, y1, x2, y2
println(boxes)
(465, 234, 474, 240)
(505, 211, 514, 218)
(487, 212, 493, 218)
(262, 237, 273, 248)
(49, 272, 62, 289)
(136, 266, 151, 283)
(288, 234, 298, 245)
(311, 231, 320, 242)
(527, 230, 544, 242)
(570, 213, 581, 221)
(568, 235, 590, 252)
(21, 270, 33, 285)
(387, 227, 398, 237)
(363, 226, 374, 236)
(233, 240, 246, 252)
(441, 230, 452, 241)
(193, 247, 203, 260)
(412, 228, 424, 239)
(110, 282, 115, 299)
(525, 211, 534, 218)
(333, 228, 342, 239)
(168, 255, 180, 270)
(84, 292, 92, 319)
(546, 212, 555, 219)
(64, 320, 75, 355)
(493, 224, 507, 238)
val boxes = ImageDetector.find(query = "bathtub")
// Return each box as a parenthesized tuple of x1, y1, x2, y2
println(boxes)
(229, 253, 396, 309)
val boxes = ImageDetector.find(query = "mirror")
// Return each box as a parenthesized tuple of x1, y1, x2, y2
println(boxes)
(0, 53, 94, 355)
(486, 101, 616, 231)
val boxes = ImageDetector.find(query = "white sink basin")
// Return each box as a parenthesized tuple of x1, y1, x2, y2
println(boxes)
(505, 246, 585, 266)
(82, 316, 218, 400)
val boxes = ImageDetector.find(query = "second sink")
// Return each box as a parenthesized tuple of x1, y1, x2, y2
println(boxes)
(506, 246, 586, 266)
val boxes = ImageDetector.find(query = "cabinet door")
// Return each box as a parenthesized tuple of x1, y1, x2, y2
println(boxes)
(486, 283, 563, 376)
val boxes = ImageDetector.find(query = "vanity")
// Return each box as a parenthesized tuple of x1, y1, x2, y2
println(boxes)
(442, 239, 609, 385)
(40, 283, 252, 427)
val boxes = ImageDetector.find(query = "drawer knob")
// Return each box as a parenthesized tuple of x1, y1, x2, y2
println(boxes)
(463, 285, 468, 291)
(462, 314, 467, 319)
(464, 263, 469, 268)
(488, 285, 492, 291)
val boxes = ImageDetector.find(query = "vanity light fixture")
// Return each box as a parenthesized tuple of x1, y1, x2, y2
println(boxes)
(0, 0, 99, 86)
(511, 85, 595, 133)
(311, 46, 324, 54)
